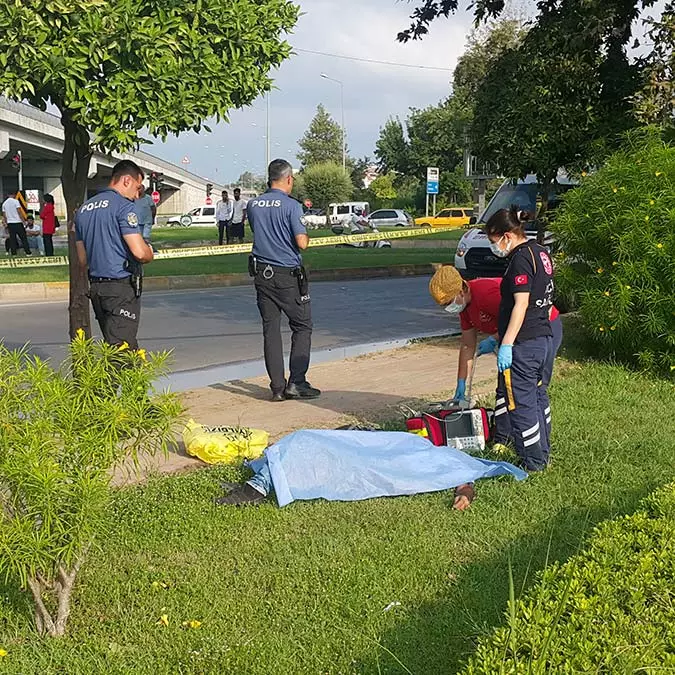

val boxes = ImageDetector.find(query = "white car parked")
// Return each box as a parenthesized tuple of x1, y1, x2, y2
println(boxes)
(167, 205, 217, 227)
(454, 174, 576, 278)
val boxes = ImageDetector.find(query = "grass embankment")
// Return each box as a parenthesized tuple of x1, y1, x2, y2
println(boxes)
(0, 246, 455, 284)
(0, 322, 673, 673)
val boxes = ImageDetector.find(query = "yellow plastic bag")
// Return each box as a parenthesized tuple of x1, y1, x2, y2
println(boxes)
(182, 419, 269, 465)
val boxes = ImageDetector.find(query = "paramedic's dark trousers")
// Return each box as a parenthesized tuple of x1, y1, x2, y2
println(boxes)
(494, 335, 553, 472)
(254, 266, 313, 395)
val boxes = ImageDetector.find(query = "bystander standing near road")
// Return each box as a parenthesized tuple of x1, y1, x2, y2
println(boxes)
(248, 159, 320, 401)
(215, 190, 234, 245)
(75, 160, 153, 350)
(133, 184, 157, 246)
(2, 191, 30, 256)
(39, 193, 57, 257)
(230, 187, 248, 244)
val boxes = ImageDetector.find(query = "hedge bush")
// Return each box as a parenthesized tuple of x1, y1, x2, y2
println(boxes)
(461, 483, 675, 673)
(554, 130, 674, 376)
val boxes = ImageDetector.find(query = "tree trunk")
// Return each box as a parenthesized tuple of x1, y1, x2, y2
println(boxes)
(60, 110, 93, 340)
(537, 175, 553, 245)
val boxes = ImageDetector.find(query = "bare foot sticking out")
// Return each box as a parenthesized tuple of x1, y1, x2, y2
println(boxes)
(453, 483, 475, 511)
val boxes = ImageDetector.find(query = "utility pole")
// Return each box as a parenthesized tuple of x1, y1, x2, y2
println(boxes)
(320, 73, 346, 171)
(266, 93, 271, 169)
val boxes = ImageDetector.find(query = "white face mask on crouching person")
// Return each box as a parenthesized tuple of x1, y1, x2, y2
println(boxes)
(445, 299, 467, 315)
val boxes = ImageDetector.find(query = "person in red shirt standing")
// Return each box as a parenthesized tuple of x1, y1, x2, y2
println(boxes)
(39, 194, 57, 257)
(429, 264, 563, 455)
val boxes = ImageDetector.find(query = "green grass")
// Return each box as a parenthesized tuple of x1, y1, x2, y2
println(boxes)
(1, 319, 674, 673)
(0, 248, 454, 284)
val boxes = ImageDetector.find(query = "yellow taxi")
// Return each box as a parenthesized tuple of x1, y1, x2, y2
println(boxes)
(415, 207, 473, 229)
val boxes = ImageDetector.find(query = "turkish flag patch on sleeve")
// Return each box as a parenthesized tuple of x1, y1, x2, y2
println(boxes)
(514, 274, 529, 286)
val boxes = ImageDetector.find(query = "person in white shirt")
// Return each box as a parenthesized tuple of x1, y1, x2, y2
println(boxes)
(230, 188, 248, 243)
(25, 214, 45, 255)
(1, 192, 31, 255)
(215, 190, 234, 245)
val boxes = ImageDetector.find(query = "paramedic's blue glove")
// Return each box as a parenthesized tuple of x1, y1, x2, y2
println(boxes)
(497, 344, 513, 373)
(453, 378, 467, 401)
(477, 336, 498, 356)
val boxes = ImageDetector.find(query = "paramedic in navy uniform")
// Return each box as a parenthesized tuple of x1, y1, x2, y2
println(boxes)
(485, 206, 555, 472)
(75, 160, 153, 350)
(248, 159, 320, 401)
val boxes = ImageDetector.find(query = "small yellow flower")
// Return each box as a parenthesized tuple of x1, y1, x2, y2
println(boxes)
(625, 285, 631, 290)
(612, 261, 618, 266)
(657, 243, 663, 249)
(604, 291, 610, 297)
(581, 171, 587, 177)
(76, 328, 85, 340)
(597, 268, 604, 274)
(656, 171, 663, 176)
(599, 327, 605, 332)
(119, 342, 129, 351)
(610, 325, 616, 331)
(650, 200, 655, 205)
(182, 619, 202, 629)
(157, 613, 169, 627)
(645, 216, 650, 222)
(671, 365, 675, 372)
(0, 648, 7, 657)
(137, 349, 147, 361)
(612, 187, 618, 193)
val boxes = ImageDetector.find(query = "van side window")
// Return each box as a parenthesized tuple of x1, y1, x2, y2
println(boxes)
(337, 205, 350, 215)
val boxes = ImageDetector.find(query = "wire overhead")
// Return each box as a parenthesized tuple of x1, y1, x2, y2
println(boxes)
(293, 47, 453, 72)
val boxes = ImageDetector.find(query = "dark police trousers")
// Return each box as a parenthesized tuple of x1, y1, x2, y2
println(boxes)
(254, 265, 312, 394)
(7, 222, 31, 255)
(89, 278, 141, 350)
(494, 335, 553, 472)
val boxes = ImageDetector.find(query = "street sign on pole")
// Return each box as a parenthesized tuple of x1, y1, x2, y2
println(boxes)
(151, 191, 160, 205)
(304, 199, 313, 209)
(205, 196, 213, 205)
(426, 166, 439, 195)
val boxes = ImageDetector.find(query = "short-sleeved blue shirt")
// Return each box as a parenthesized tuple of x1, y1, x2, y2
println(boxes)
(132, 193, 154, 226)
(75, 189, 140, 279)
(249, 189, 306, 268)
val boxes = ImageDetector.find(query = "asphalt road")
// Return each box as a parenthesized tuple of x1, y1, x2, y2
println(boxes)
(0, 277, 457, 372)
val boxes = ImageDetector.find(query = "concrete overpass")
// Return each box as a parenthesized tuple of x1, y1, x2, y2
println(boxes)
(0, 98, 251, 217)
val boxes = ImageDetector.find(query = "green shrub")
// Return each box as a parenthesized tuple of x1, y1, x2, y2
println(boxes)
(0, 334, 182, 636)
(461, 483, 675, 673)
(553, 130, 675, 375)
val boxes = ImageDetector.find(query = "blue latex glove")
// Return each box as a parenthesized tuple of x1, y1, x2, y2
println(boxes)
(477, 336, 498, 356)
(453, 378, 467, 401)
(497, 344, 513, 373)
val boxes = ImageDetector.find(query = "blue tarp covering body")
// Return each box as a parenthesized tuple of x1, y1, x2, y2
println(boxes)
(263, 429, 527, 507)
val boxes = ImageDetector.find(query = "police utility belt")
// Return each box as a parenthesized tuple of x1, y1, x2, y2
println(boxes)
(88, 258, 143, 298)
(248, 255, 309, 299)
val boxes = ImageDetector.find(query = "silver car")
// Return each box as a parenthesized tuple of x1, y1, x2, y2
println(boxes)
(367, 208, 414, 228)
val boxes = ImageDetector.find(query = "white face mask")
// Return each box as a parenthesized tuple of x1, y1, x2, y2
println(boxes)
(490, 235, 512, 258)
(445, 300, 467, 315)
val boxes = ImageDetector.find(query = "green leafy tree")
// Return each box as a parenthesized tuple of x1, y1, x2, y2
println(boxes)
(290, 172, 307, 203)
(349, 156, 371, 191)
(375, 118, 410, 174)
(302, 162, 353, 210)
(369, 173, 398, 203)
(0, 335, 182, 636)
(237, 171, 266, 192)
(297, 104, 345, 168)
(0, 0, 298, 338)
(554, 131, 674, 376)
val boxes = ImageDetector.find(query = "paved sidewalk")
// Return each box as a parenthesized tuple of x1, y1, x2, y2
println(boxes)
(115, 338, 498, 485)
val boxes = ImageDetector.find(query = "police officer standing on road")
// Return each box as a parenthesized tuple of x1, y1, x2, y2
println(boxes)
(75, 160, 153, 350)
(248, 159, 320, 401)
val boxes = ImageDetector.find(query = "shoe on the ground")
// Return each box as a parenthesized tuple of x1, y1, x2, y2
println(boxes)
(215, 484, 267, 506)
(271, 391, 285, 402)
(284, 381, 321, 400)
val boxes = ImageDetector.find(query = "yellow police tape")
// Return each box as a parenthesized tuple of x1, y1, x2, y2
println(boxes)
(0, 225, 459, 270)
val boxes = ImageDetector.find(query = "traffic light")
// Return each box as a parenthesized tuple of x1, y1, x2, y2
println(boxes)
(11, 152, 21, 171)
(206, 183, 213, 198)
(150, 171, 165, 191)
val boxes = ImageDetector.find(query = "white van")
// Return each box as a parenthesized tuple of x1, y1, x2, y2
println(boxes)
(167, 205, 217, 227)
(303, 201, 370, 228)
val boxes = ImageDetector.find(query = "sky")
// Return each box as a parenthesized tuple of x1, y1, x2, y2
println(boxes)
(149, 0, 479, 184)
(147, 0, 667, 185)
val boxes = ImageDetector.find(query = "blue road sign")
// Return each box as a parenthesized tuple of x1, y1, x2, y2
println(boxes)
(426, 180, 439, 195)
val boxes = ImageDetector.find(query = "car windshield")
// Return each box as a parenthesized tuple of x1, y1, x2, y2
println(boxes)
(479, 180, 575, 225)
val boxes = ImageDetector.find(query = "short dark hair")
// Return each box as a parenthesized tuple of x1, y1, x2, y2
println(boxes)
(233, 187, 241, 194)
(111, 160, 144, 183)
(43, 193, 54, 204)
(484, 205, 534, 238)
(268, 159, 293, 183)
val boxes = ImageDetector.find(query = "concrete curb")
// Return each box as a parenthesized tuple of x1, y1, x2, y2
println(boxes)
(0, 264, 440, 303)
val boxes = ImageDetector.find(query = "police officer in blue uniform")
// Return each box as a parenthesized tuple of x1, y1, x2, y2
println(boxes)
(485, 206, 555, 472)
(248, 159, 320, 401)
(75, 160, 153, 350)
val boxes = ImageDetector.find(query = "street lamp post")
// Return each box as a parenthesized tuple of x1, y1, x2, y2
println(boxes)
(320, 73, 346, 172)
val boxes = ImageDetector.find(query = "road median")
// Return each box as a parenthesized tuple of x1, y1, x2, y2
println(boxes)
(0, 263, 441, 303)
